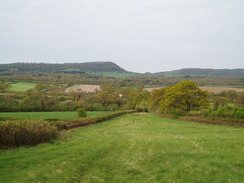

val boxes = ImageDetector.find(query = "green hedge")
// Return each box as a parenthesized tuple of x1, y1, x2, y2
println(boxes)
(0, 120, 59, 149)
(52, 110, 136, 130)
(0, 110, 136, 149)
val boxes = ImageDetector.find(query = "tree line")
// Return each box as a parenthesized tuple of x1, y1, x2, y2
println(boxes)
(1, 80, 243, 120)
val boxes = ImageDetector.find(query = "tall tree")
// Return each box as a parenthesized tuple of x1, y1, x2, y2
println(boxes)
(160, 81, 209, 113)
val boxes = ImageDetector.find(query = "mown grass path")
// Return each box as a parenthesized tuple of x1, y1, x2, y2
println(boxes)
(0, 114, 243, 182)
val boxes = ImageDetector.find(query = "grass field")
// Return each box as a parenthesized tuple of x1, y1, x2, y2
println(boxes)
(0, 111, 109, 119)
(0, 113, 243, 182)
(9, 82, 36, 92)
(89, 71, 140, 78)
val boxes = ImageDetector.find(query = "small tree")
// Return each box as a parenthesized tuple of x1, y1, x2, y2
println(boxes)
(77, 108, 87, 117)
(0, 82, 11, 91)
(212, 96, 229, 110)
(235, 92, 244, 107)
(34, 82, 50, 92)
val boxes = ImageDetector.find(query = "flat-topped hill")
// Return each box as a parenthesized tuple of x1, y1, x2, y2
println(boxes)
(0, 61, 125, 73)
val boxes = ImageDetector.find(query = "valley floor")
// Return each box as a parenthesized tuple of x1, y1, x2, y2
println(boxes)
(0, 114, 243, 183)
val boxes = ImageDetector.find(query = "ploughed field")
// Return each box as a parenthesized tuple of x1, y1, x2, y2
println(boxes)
(145, 86, 244, 93)
(0, 114, 243, 182)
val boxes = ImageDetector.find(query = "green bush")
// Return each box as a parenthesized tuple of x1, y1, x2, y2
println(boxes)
(168, 109, 184, 118)
(107, 104, 119, 111)
(77, 108, 87, 117)
(135, 101, 148, 112)
(200, 109, 208, 117)
(85, 103, 105, 111)
(0, 120, 59, 149)
(200, 107, 212, 118)
(210, 111, 218, 118)
(233, 108, 244, 119)
(188, 110, 201, 117)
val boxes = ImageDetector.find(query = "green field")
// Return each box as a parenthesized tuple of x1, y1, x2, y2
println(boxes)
(62, 68, 80, 72)
(0, 113, 243, 182)
(0, 111, 109, 119)
(89, 71, 140, 78)
(9, 82, 36, 92)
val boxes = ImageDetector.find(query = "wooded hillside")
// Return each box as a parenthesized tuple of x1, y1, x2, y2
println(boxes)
(156, 68, 244, 76)
(0, 62, 125, 73)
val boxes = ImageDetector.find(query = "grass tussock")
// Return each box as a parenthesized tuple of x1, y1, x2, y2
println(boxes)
(0, 120, 59, 149)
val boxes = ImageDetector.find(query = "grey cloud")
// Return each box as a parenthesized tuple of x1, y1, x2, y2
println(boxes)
(0, 0, 243, 72)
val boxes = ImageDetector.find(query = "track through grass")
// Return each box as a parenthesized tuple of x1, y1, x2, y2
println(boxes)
(0, 113, 243, 182)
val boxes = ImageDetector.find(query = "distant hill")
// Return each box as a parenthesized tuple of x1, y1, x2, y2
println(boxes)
(155, 68, 244, 77)
(0, 62, 125, 74)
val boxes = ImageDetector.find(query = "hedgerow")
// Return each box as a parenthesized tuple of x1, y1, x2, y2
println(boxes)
(0, 110, 136, 149)
(0, 120, 59, 149)
(51, 110, 136, 130)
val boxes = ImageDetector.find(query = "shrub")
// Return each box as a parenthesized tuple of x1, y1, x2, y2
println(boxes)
(200, 108, 210, 117)
(85, 103, 105, 111)
(168, 109, 184, 118)
(210, 111, 218, 118)
(217, 106, 227, 118)
(233, 107, 244, 119)
(77, 108, 87, 117)
(0, 120, 59, 149)
(135, 101, 148, 112)
(188, 110, 201, 117)
(107, 104, 119, 111)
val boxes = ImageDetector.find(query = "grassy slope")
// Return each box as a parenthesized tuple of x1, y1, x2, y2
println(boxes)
(0, 111, 109, 119)
(9, 82, 36, 92)
(0, 114, 243, 183)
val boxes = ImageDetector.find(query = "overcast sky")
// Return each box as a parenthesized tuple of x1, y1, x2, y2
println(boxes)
(0, 0, 244, 72)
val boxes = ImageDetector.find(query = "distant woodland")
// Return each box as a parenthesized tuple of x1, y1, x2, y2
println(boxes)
(156, 68, 244, 76)
(0, 62, 125, 74)
(0, 62, 243, 87)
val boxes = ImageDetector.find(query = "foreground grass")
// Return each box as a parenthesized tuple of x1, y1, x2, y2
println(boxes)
(9, 82, 36, 92)
(0, 111, 109, 119)
(0, 114, 243, 182)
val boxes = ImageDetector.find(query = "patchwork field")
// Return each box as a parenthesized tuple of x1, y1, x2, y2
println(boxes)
(9, 82, 36, 92)
(0, 114, 243, 182)
(0, 111, 109, 119)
